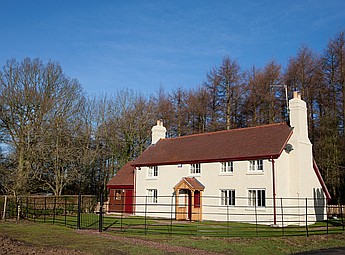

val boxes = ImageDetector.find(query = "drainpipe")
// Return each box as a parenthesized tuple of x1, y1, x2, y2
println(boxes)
(271, 157, 277, 225)
(133, 167, 137, 214)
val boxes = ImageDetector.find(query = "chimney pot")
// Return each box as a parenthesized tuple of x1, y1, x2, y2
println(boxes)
(152, 119, 166, 144)
(293, 91, 301, 99)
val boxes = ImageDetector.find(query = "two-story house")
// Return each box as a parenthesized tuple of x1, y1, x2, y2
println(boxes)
(107, 92, 330, 226)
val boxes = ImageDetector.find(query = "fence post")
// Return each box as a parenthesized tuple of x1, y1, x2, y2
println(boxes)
(17, 197, 21, 221)
(170, 194, 174, 236)
(144, 195, 148, 235)
(255, 200, 258, 237)
(120, 193, 123, 232)
(2, 195, 7, 220)
(227, 203, 230, 238)
(341, 205, 344, 232)
(33, 197, 36, 222)
(53, 196, 56, 225)
(326, 199, 329, 235)
(305, 198, 309, 237)
(26, 197, 29, 219)
(280, 198, 284, 237)
(99, 193, 103, 233)
(77, 194, 81, 230)
(44, 196, 47, 223)
(64, 196, 67, 226)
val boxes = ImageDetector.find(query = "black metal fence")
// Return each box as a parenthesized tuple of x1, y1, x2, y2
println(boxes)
(0, 194, 99, 229)
(1, 194, 344, 238)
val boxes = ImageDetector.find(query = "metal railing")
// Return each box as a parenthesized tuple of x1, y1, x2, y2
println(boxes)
(1, 194, 344, 237)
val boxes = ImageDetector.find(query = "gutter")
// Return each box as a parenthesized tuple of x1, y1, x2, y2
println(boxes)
(270, 156, 277, 225)
(131, 154, 282, 168)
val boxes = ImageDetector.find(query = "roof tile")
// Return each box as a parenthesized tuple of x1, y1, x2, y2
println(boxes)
(132, 123, 292, 167)
(107, 161, 135, 187)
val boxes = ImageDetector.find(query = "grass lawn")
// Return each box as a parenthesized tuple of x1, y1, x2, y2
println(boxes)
(0, 220, 344, 255)
(28, 213, 345, 238)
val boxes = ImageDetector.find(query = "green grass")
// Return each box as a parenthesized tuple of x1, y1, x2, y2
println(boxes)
(26, 212, 345, 238)
(0, 220, 161, 255)
(0, 220, 344, 255)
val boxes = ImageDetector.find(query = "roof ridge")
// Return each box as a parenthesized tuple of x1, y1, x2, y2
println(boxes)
(163, 122, 288, 141)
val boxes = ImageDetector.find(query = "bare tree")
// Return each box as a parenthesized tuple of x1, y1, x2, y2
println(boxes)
(0, 58, 83, 196)
(185, 86, 210, 134)
(205, 57, 243, 130)
(152, 87, 175, 137)
(286, 46, 323, 142)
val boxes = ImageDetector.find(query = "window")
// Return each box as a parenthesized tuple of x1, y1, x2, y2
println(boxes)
(148, 166, 158, 178)
(194, 191, 200, 208)
(178, 190, 187, 207)
(221, 189, 235, 206)
(147, 189, 158, 203)
(248, 189, 266, 207)
(249, 160, 263, 172)
(115, 190, 122, 200)
(221, 161, 234, 173)
(190, 163, 201, 175)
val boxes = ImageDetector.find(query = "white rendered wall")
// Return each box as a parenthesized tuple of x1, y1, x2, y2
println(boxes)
(136, 160, 277, 224)
(135, 153, 326, 225)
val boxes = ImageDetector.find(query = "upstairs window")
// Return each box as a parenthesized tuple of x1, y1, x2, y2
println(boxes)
(249, 160, 263, 172)
(148, 166, 158, 178)
(190, 163, 201, 175)
(221, 161, 234, 173)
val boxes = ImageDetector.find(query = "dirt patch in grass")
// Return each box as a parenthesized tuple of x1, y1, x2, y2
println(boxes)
(79, 229, 227, 255)
(0, 234, 90, 255)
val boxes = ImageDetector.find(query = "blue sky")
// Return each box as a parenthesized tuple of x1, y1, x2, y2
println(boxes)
(0, 0, 344, 96)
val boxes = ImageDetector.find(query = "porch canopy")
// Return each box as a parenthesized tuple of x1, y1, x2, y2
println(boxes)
(174, 177, 204, 221)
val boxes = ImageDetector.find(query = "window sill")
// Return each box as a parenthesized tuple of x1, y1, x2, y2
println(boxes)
(245, 207, 266, 211)
(246, 171, 264, 175)
(219, 205, 236, 208)
(219, 172, 234, 176)
(146, 177, 158, 180)
(189, 174, 201, 177)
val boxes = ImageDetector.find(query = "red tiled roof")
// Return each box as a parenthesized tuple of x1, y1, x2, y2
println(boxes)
(185, 177, 205, 190)
(107, 161, 135, 187)
(174, 177, 205, 191)
(132, 123, 292, 167)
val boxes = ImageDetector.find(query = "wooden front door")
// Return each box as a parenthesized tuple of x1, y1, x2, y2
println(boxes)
(108, 189, 124, 212)
(175, 189, 187, 220)
(187, 190, 192, 220)
(124, 189, 133, 214)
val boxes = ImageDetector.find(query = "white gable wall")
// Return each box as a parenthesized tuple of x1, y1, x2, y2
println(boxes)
(273, 93, 326, 225)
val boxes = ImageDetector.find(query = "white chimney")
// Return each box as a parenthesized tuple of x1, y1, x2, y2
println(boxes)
(289, 91, 311, 144)
(151, 120, 166, 144)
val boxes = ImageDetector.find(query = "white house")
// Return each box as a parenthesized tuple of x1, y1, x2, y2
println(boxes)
(109, 92, 330, 226)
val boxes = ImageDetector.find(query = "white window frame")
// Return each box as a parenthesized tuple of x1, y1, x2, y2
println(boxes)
(221, 161, 234, 173)
(147, 189, 158, 203)
(190, 163, 201, 175)
(249, 159, 264, 172)
(248, 189, 266, 207)
(148, 166, 158, 178)
(220, 189, 235, 206)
